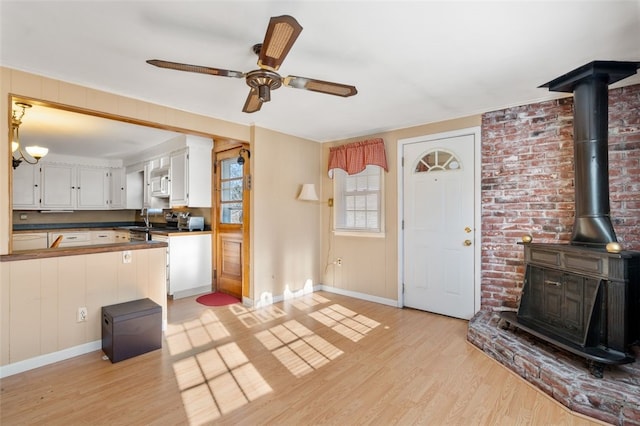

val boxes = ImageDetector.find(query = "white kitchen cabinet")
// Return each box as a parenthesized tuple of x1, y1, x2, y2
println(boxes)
(77, 167, 110, 209)
(169, 149, 188, 207)
(16, 162, 123, 211)
(143, 161, 153, 208)
(90, 230, 115, 244)
(109, 168, 126, 209)
(12, 163, 41, 209)
(155, 233, 212, 299)
(41, 163, 76, 209)
(12, 232, 48, 250)
(47, 231, 91, 247)
(169, 138, 212, 208)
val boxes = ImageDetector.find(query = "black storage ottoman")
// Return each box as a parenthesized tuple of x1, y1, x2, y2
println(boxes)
(102, 298, 162, 363)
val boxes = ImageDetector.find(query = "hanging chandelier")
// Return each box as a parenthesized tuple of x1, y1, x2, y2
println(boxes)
(12, 102, 48, 169)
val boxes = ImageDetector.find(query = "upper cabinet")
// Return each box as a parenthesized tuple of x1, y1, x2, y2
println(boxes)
(12, 163, 40, 209)
(76, 166, 110, 209)
(41, 163, 76, 209)
(13, 162, 126, 210)
(169, 138, 213, 208)
(109, 168, 126, 209)
(126, 135, 213, 209)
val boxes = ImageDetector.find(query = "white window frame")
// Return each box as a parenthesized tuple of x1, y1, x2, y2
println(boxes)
(333, 165, 385, 237)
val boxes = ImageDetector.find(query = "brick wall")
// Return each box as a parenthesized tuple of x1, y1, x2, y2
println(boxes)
(480, 83, 640, 310)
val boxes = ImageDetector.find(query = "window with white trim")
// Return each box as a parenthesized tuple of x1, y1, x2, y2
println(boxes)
(333, 165, 384, 234)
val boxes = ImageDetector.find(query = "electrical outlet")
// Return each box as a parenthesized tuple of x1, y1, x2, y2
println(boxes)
(77, 307, 87, 322)
(122, 250, 132, 264)
(336, 258, 342, 266)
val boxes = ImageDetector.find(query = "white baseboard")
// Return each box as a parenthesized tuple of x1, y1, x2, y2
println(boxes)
(318, 285, 400, 307)
(0, 340, 102, 379)
(171, 286, 211, 300)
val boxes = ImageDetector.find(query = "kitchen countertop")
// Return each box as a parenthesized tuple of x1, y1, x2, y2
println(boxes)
(1, 240, 168, 262)
(13, 223, 211, 235)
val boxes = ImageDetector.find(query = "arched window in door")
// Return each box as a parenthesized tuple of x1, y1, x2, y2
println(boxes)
(414, 149, 461, 173)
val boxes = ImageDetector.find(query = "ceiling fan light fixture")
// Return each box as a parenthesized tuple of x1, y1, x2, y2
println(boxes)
(258, 85, 271, 102)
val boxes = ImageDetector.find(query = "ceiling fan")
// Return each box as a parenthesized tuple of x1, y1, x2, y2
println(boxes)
(147, 15, 358, 113)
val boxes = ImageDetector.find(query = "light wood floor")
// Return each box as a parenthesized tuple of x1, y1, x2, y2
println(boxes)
(1, 291, 602, 425)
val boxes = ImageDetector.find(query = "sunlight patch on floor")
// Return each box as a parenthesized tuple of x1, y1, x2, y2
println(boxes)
(309, 304, 381, 342)
(229, 303, 288, 328)
(255, 320, 343, 378)
(173, 342, 272, 425)
(165, 310, 230, 356)
(286, 293, 331, 311)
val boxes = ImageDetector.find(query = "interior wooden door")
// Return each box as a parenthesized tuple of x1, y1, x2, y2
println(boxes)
(214, 146, 250, 300)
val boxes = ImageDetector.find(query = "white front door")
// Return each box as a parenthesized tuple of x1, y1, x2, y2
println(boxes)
(402, 130, 477, 319)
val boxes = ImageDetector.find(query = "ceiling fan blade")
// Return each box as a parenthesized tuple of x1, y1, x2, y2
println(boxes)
(258, 15, 303, 72)
(283, 76, 358, 97)
(242, 88, 263, 113)
(147, 59, 245, 78)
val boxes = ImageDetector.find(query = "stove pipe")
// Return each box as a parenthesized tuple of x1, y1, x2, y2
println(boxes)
(540, 61, 640, 247)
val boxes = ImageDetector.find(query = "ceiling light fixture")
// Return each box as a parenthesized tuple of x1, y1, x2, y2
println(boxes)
(12, 102, 48, 169)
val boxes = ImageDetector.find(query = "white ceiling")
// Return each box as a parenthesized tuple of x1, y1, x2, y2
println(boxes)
(2, 1, 640, 158)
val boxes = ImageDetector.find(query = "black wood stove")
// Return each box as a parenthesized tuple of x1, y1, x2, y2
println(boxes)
(501, 61, 640, 377)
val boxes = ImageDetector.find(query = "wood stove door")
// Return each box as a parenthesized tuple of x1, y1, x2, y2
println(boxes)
(402, 133, 476, 319)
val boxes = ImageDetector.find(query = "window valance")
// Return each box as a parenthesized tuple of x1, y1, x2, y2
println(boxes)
(327, 138, 388, 177)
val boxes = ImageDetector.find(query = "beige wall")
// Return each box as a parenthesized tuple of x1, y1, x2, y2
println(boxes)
(1, 247, 167, 367)
(251, 127, 322, 305)
(321, 117, 481, 302)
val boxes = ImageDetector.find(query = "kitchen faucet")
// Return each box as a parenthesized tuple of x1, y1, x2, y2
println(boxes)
(141, 207, 150, 228)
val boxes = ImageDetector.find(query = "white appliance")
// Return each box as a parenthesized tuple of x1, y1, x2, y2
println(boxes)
(178, 215, 204, 231)
(150, 167, 170, 198)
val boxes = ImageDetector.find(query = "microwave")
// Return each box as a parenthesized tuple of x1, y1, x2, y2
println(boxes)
(150, 167, 170, 198)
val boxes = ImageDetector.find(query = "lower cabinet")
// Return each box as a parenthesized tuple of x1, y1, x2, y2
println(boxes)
(12, 232, 49, 250)
(47, 231, 91, 248)
(154, 233, 212, 299)
(90, 230, 116, 245)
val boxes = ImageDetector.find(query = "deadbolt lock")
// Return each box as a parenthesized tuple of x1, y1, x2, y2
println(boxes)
(464, 227, 472, 233)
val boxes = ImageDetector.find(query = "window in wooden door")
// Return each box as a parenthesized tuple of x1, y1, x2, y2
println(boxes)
(220, 158, 244, 224)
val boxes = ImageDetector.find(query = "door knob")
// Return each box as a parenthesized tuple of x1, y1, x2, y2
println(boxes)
(464, 239, 472, 246)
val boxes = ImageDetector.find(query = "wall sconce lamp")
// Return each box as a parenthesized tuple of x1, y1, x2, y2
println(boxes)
(297, 183, 333, 207)
(12, 102, 48, 169)
(297, 183, 319, 201)
(237, 148, 251, 165)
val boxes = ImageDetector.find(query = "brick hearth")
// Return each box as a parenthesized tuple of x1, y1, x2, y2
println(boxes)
(468, 311, 640, 425)
(470, 83, 640, 425)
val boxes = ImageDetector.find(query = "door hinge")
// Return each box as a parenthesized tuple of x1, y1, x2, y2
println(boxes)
(402, 220, 404, 230)
(402, 283, 405, 293)
(401, 156, 404, 167)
